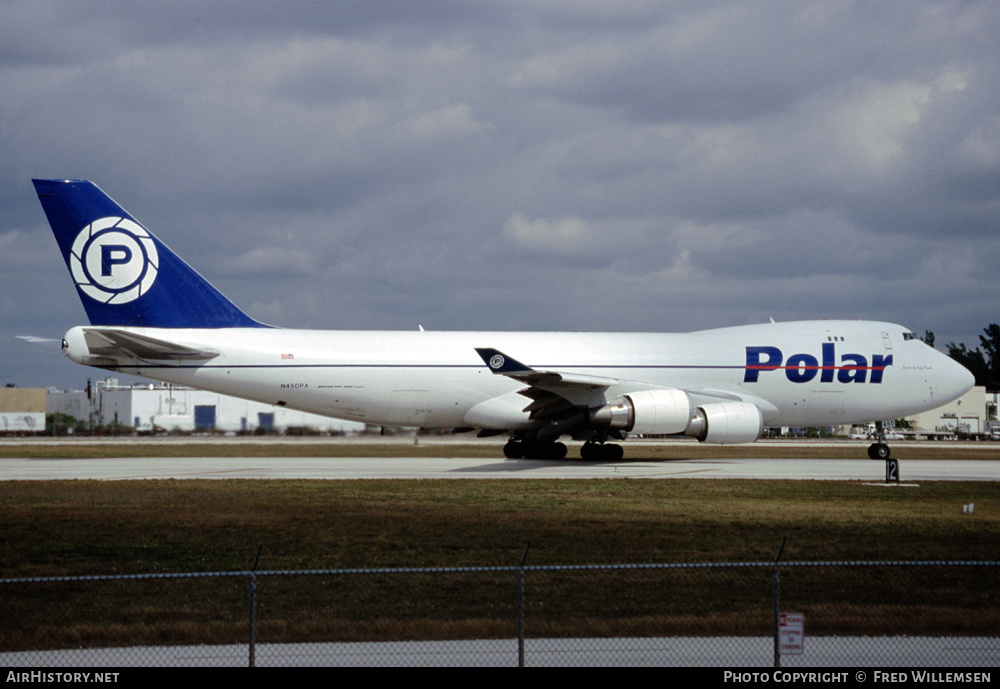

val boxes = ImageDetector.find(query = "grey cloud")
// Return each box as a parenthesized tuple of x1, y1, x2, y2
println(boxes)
(2, 0, 998, 389)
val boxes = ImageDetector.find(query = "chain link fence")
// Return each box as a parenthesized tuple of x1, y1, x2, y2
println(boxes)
(1, 559, 997, 667)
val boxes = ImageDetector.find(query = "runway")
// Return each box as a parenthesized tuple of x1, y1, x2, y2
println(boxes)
(1, 455, 998, 481)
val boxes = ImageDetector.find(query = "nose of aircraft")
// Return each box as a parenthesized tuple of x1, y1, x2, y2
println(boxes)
(937, 351, 976, 401)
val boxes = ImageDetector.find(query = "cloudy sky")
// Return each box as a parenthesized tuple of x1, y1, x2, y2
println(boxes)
(2, 1, 999, 389)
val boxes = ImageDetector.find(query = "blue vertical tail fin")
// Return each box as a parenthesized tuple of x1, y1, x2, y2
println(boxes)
(33, 179, 264, 328)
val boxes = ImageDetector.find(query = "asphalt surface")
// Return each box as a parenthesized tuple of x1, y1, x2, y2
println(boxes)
(1, 454, 997, 481)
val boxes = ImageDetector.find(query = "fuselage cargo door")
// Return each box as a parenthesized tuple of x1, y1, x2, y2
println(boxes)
(807, 390, 846, 424)
(388, 390, 430, 426)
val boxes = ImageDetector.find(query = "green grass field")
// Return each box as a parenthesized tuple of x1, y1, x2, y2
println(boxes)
(1, 467, 997, 649)
(3, 477, 996, 572)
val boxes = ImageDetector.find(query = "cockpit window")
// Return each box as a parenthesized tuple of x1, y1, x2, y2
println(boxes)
(903, 332, 918, 341)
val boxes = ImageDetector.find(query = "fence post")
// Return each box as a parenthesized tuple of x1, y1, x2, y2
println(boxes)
(517, 542, 531, 668)
(772, 537, 786, 668)
(249, 545, 262, 668)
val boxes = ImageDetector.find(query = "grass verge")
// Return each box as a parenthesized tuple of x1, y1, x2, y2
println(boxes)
(1, 478, 997, 648)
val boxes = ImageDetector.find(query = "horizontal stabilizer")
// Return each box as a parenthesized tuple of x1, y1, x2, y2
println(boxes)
(82, 328, 219, 361)
(16, 336, 62, 350)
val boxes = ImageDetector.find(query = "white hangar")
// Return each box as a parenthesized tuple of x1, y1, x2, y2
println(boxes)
(48, 378, 366, 434)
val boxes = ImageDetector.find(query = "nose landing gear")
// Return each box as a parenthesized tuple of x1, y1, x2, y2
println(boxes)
(862, 423, 901, 482)
(867, 421, 893, 460)
(867, 442, 891, 460)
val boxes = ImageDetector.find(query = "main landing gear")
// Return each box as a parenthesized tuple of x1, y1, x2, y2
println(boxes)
(580, 442, 624, 461)
(503, 438, 625, 460)
(503, 439, 567, 460)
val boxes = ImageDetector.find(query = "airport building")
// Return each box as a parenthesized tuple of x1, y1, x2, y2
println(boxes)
(3, 379, 997, 439)
(43, 378, 366, 435)
(907, 386, 998, 438)
(0, 387, 46, 433)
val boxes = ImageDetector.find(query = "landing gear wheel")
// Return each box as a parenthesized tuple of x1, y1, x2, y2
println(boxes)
(867, 443, 891, 460)
(503, 440, 524, 459)
(508, 440, 567, 460)
(580, 442, 624, 461)
(603, 443, 624, 461)
(551, 442, 567, 459)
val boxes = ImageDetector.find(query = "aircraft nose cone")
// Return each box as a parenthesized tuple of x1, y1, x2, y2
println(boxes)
(941, 356, 976, 400)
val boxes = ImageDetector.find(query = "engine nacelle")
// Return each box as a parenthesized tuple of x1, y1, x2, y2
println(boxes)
(589, 388, 693, 435)
(686, 402, 763, 445)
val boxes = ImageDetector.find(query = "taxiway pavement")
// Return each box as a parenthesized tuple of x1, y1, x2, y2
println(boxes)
(1, 455, 997, 481)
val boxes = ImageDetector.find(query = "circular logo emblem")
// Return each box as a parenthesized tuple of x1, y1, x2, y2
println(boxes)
(69, 217, 158, 304)
(489, 354, 505, 369)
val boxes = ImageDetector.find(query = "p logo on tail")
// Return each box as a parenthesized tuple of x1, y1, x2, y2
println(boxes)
(70, 216, 158, 304)
(33, 179, 264, 329)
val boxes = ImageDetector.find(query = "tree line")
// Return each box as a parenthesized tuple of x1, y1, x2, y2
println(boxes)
(924, 324, 1000, 390)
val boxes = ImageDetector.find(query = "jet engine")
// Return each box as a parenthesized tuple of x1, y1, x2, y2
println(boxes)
(589, 391, 763, 444)
(685, 401, 763, 445)
(589, 388, 693, 435)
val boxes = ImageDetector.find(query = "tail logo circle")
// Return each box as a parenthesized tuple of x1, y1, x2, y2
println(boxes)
(70, 217, 159, 304)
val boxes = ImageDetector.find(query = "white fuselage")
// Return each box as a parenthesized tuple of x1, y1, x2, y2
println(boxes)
(62, 320, 975, 432)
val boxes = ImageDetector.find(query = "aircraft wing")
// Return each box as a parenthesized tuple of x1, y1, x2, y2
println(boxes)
(80, 328, 220, 361)
(475, 347, 621, 429)
(473, 347, 772, 445)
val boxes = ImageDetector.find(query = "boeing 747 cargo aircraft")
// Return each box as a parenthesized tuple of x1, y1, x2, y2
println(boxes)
(32, 179, 975, 460)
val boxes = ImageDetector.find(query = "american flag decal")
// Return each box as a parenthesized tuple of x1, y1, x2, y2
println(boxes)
(281, 353, 294, 360)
